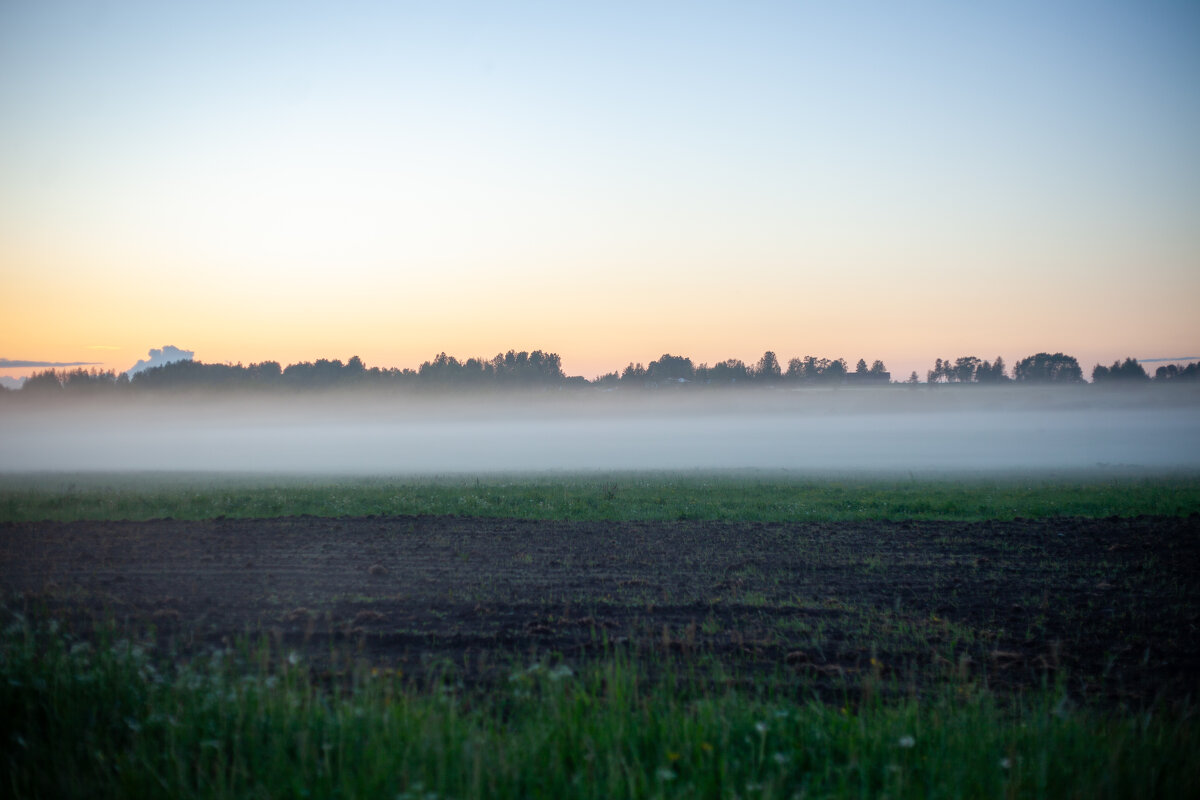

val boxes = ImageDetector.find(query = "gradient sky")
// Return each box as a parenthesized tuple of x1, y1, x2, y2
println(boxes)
(2, 0, 1198, 381)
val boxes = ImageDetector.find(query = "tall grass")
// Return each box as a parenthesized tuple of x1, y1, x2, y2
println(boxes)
(2, 471, 1199, 522)
(2, 618, 1196, 799)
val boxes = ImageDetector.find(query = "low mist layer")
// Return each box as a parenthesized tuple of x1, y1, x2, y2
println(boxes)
(2, 386, 1198, 474)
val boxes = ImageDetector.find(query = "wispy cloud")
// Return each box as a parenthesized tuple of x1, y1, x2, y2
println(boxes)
(0, 358, 102, 368)
(1137, 356, 1200, 363)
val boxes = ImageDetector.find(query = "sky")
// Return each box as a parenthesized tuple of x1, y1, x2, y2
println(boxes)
(2, 0, 1198, 382)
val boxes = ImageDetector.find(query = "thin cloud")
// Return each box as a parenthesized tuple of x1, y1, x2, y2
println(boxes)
(1137, 356, 1200, 363)
(0, 358, 102, 368)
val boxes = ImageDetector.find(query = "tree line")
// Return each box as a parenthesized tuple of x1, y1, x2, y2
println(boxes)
(4, 349, 1197, 396)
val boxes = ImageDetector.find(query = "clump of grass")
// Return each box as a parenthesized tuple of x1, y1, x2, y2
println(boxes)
(2, 471, 1199, 523)
(2, 616, 1197, 799)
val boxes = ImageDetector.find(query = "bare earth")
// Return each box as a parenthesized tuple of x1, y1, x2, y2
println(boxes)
(3, 515, 1197, 702)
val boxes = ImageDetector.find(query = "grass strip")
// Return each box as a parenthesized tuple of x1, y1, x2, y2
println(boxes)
(2, 618, 1196, 800)
(2, 471, 1199, 522)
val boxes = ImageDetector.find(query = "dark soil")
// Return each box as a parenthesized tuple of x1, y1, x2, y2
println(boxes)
(3, 515, 1198, 703)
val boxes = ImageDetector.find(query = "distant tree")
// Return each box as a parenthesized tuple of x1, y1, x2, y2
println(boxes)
(129, 359, 204, 389)
(1154, 362, 1200, 381)
(467, 355, 489, 379)
(907, 371, 920, 384)
(621, 362, 647, 384)
(869, 360, 888, 376)
(417, 353, 461, 386)
(823, 358, 847, 382)
(491, 350, 564, 386)
(707, 359, 749, 384)
(647, 354, 695, 384)
(785, 357, 806, 381)
(593, 371, 620, 387)
(522, 350, 564, 385)
(927, 358, 945, 384)
(22, 369, 63, 393)
(79, 368, 121, 392)
(798, 355, 824, 381)
(1116, 358, 1147, 380)
(755, 351, 782, 381)
(1013, 352, 1083, 383)
(855, 358, 869, 375)
(953, 356, 981, 383)
(249, 361, 282, 383)
(976, 356, 1008, 383)
(1092, 358, 1149, 382)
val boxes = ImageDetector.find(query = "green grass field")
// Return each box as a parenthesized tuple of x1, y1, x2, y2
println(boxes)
(2, 469, 1199, 523)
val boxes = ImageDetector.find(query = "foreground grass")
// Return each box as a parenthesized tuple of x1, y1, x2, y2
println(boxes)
(2, 619, 1196, 800)
(2, 471, 1200, 523)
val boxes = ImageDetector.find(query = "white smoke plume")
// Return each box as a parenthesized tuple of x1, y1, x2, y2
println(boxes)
(126, 345, 194, 377)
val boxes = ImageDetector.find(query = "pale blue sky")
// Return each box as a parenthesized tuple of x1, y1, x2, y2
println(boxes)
(2, 1, 1198, 379)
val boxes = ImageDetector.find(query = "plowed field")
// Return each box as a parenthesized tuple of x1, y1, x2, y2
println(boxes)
(3, 515, 1197, 702)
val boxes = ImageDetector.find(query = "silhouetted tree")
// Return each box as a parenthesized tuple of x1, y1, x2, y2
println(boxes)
(705, 359, 749, 384)
(249, 361, 282, 383)
(22, 369, 64, 393)
(1092, 358, 1149, 382)
(593, 371, 620, 387)
(976, 356, 1008, 383)
(417, 353, 460, 385)
(490, 350, 563, 386)
(823, 358, 847, 382)
(1154, 362, 1200, 381)
(647, 354, 695, 384)
(621, 362, 647, 384)
(1013, 352, 1083, 383)
(798, 355, 825, 381)
(755, 351, 782, 381)
(855, 358, 869, 375)
(953, 356, 981, 383)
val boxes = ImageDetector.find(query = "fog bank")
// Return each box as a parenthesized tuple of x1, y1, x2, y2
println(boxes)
(2, 387, 1198, 474)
